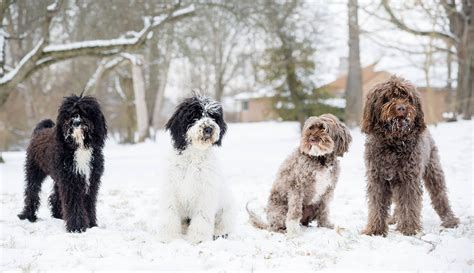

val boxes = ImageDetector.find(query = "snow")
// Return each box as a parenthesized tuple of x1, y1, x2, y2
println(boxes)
(0, 39, 44, 85)
(1, 121, 472, 271)
(46, 0, 60, 12)
(233, 88, 276, 100)
(321, 98, 346, 108)
(168, 4, 195, 19)
(43, 37, 143, 53)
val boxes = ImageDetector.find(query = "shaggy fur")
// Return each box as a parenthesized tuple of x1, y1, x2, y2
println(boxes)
(157, 94, 234, 244)
(247, 114, 351, 237)
(18, 95, 107, 233)
(361, 76, 459, 236)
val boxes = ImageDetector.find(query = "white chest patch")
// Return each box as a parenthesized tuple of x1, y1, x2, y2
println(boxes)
(312, 166, 333, 203)
(74, 146, 93, 191)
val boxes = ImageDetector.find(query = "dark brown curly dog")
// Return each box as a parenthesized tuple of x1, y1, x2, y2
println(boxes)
(361, 75, 459, 236)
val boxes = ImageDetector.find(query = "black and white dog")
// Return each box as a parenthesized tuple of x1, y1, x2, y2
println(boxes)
(18, 95, 107, 233)
(158, 94, 234, 243)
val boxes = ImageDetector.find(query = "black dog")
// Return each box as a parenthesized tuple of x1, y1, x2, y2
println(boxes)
(18, 95, 107, 232)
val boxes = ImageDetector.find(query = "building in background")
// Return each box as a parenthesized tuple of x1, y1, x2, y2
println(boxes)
(230, 63, 452, 123)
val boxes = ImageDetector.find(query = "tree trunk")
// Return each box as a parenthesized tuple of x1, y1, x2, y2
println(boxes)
(284, 47, 304, 129)
(460, 16, 473, 119)
(151, 27, 174, 131)
(215, 76, 224, 102)
(120, 76, 135, 144)
(455, 35, 473, 119)
(345, 0, 363, 128)
(146, 39, 160, 125)
(131, 55, 149, 142)
(151, 61, 171, 130)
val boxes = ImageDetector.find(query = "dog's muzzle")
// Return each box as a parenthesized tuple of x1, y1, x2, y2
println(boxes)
(203, 126, 213, 140)
(72, 116, 82, 128)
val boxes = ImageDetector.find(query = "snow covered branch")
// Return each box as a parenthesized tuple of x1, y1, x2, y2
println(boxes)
(0, 3, 195, 106)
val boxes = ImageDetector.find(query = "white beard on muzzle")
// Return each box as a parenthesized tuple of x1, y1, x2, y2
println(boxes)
(309, 144, 332, 157)
(186, 117, 220, 150)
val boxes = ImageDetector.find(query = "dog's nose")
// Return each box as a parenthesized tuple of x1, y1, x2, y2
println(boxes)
(395, 104, 406, 116)
(72, 118, 81, 127)
(309, 136, 317, 143)
(203, 127, 213, 135)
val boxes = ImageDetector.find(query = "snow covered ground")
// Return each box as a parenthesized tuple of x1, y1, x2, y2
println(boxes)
(1, 121, 472, 271)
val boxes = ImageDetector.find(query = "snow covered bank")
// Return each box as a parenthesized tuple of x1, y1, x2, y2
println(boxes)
(1, 121, 472, 271)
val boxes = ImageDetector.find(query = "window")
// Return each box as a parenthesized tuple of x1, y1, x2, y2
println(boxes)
(242, 100, 249, 111)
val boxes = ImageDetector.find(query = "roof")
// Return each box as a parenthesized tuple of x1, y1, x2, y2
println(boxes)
(233, 88, 276, 100)
(323, 63, 390, 93)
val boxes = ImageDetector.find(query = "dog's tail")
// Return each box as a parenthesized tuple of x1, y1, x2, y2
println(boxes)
(246, 199, 268, 230)
(33, 119, 55, 134)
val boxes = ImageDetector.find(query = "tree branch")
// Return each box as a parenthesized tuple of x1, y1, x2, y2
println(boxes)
(0, 4, 195, 105)
(381, 0, 458, 43)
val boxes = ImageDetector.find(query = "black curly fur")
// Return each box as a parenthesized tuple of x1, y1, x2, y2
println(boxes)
(18, 95, 107, 233)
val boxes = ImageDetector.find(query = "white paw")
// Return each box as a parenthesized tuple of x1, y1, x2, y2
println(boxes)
(157, 224, 182, 243)
(187, 232, 212, 244)
(286, 219, 302, 238)
(187, 226, 213, 244)
(158, 232, 181, 243)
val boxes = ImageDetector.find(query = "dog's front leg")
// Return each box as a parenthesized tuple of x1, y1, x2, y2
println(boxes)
(187, 202, 216, 244)
(362, 173, 392, 236)
(214, 200, 234, 239)
(60, 180, 89, 233)
(85, 154, 104, 228)
(393, 175, 422, 236)
(85, 179, 99, 228)
(157, 204, 182, 243)
(286, 190, 303, 238)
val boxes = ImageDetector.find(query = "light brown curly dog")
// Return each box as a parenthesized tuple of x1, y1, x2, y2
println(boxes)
(247, 114, 351, 237)
(361, 75, 459, 236)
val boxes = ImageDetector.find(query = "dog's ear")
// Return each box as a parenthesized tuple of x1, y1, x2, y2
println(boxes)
(93, 105, 108, 147)
(361, 87, 379, 134)
(82, 96, 107, 146)
(165, 102, 188, 151)
(410, 87, 426, 132)
(322, 114, 352, 156)
(212, 105, 227, 146)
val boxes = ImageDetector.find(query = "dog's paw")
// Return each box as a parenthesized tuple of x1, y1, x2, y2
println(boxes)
(18, 212, 37, 222)
(66, 216, 89, 233)
(213, 234, 229, 240)
(285, 219, 302, 238)
(317, 221, 335, 229)
(157, 229, 182, 243)
(157, 221, 183, 243)
(361, 227, 387, 237)
(187, 231, 212, 244)
(396, 227, 420, 236)
(66, 225, 87, 233)
(441, 217, 460, 229)
(187, 226, 213, 244)
(158, 234, 180, 243)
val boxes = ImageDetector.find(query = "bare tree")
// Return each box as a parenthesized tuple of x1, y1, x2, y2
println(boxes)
(258, 0, 323, 128)
(382, 0, 473, 119)
(0, 1, 195, 106)
(176, 5, 250, 102)
(345, 0, 363, 127)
